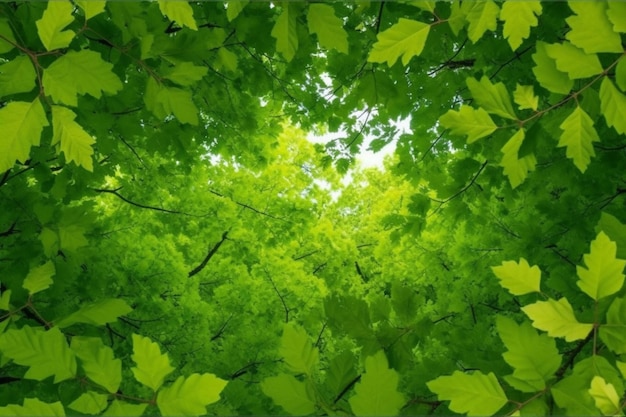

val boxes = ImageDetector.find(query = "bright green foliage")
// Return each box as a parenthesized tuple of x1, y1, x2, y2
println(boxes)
(500, 129, 536, 189)
(51, 106, 96, 171)
(616, 59, 626, 92)
(0, 398, 65, 417)
(597, 213, 626, 259)
(566, 1, 622, 54)
(588, 376, 621, 416)
(492, 258, 541, 295)
(464, 0, 500, 43)
(497, 316, 560, 391)
(158, 0, 197, 31)
(163, 62, 208, 86)
(348, 351, 405, 416)
(607, 2, 626, 33)
(0, 99, 48, 173)
(558, 106, 600, 173)
(56, 299, 132, 328)
(467, 76, 517, 120)
(22, 261, 55, 295)
(157, 373, 228, 416)
(42, 50, 123, 107)
(261, 374, 316, 415)
(70, 337, 121, 393)
(144, 78, 198, 125)
(544, 43, 603, 79)
(521, 298, 592, 342)
(600, 297, 626, 354)
(272, 2, 298, 62)
(279, 323, 319, 375)
(226, 1, 249, 21)
(576, 232, 626, 301)
(131, 334, 174, 391)
(427, 371, 507, 416)
(513, 84, 538, 111)
(35, 1, 74, 51)
(532, 42, 574, 94)
(68, 392, 109, 415)
(439, 106, 497, 143)
(102, 401, 146, 417)
(0, 326, 76, 382)
(499, 1, 542, 51)
(599, 78, 626, 135)
(75, 1, 106, 20)
(307, 4, 348, 54)
(0, 290, 10, 310)
(0, 56, 36, 97)
(368, 19, 430, 66)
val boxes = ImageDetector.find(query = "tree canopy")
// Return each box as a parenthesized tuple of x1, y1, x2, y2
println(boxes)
(1, 0, 626, 415)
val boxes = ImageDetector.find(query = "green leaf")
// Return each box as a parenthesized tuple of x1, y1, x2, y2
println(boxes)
(58, 223, 88, 252)
(616, 58, 626, 92)
(56, 298, 132, 329)
(439, 106, 497, 143)
(499, 1, 542, 51)
(566, 1, 622, 54)
(51, 106, 95, 171)
(607, 2, 626, 33)
(368, 18, 430, 66)
(467, 76, 517, 120)
(102, 401, 147, 417)
(0, 56, 37, 97)
(589, 376, 621, 416)
(271, 2, 298, 62)
(599, 78, 626, 135)
(492, 258, 541, 295)
(157, 373, 228, 416)
(497, 316, 561, 391)
(558, 106, 600, 173)
(144, 78, 198, 125)
(599, 297, 626, 354)
(464, 0, 500, 43)
(70, 336, 122, 393)
(0, 290, 10, 311)
(0, 398, 65, 417)
(158, 0, 197, 31)
(577, 232, 626, 300)
(43, 50, 123, 107)
(68, 392, 108, 415)
(500, 129, 536, 189)
(35, 0, 75, 51)
(131, 333, 174, 391)
(163, 62, 208, 86)
(307, 4, 348, 54)
(0, 326, 76, 382)
(513, 84, 538, 111)
(0, 99, 48, 173)
(544, 42, 603, 79)
(226, 1, 249, 22)
(0, 18, 17, 53)
(23, 261, 55, 295)
(75, 1, 106, 20)
(349, 351, 405, 416)
(217, 47, 238, 72)
(427, 371, 507, 416)
(406, 1, 436, 13)
(261, 373, 316, 415)
(521, 297, 593, 342)
(552, 375, 600, 416)
(532, 42, 573, 95)
(596, 213, 626, 259)
(279, 323, 319, 375)
(391, 282, 420, 322)
(326, 351, 358, 397)
(447, 0, 466, 36)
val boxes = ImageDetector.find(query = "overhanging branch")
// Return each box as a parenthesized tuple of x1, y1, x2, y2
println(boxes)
(188, 232, 229, 278)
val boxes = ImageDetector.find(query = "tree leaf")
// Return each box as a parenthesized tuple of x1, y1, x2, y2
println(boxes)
(163, 62, 208, 86)
(158, 0, 197, 31)
(0, 326, 76, 382)
(467, 76, 517, 120)
(576, 231, 626, 300)
(464, 0, 499, 43)
(513, 84, 538, 111)
(607, 2, 626, 33)
(497, 316, 561, 391)
(558, 106, 600, 173)
(0, 290, 10, 311)
(565, 1, 622, 54)
(279, 323, 319, 375)
(599, 78, 626, 135)
(35, 0, 75, 51)
(499, 1, 542, 51)
(102, 401, 146, 417)
(307, 4, 348, 54)
(70, 336, 122, 393)
(326, 351, 358, 397)
(427, 370, 507, 416)
(68, 392, 108, 415)
(131, 333, 174, 391)
(368, 18, 430, 66)
(157, 373, 228, 416)
(532, 41, 573, 95)
(544, 42, 603, 79)
(349, 351, 405, 416)
(144, 78, 198, 125)
(0, 99, 48, 173)
(0, 56, 37, 97)
(261, 373, 316, 415)
(439, 106, 497, 143)
(23, 261, 55, 295)
(492, 258, 541, 295)
(56, 299, 132, 329)
(75, 1, 106, 20)
(0, 18, 17, 53)
(599, 297, 626, 355)
(51, 106, 95, 171)
(588, 376, 621, 416)
(271, 2, 298, 62)
(43, 50, 123, 107)
(226, 1, 249, 22)
(0, 398, 65, 417)
(596, 212, 626, 260)
(500, 129, 536, 189)
(521, 297, 592, 342)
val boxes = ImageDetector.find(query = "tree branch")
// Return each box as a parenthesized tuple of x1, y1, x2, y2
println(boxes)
(0, 221, 18, 238)
(188, 231, 229, 278)
(208, 189, 287, 221)
(334, 374, 361, 404)
(93, 187, 182, 215)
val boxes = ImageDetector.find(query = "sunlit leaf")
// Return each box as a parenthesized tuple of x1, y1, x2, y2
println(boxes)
(521, 298, 592, 341)
(131, 334, 174, 391)
(427, 371, 507, 416)
(157, 373, 228, 416)
(492, 258, 541, 295)
(368, 18, 430, 66)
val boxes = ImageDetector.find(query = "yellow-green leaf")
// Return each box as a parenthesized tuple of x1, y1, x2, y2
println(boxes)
(532, 41, 573, 95)
(522, 297, 593, 342)
(70, 336, 122, 393)
(75, 1, 106, 20)
(0, 99, 48, 173)
(144, 78, 198, 125)
(558, 106, 599, 173)
(491, 258, 541, 295)
(464, 0, 499, 43)
(226, 1, 249, 22)
(599, 78, 626, 135)
(69, 392, 108, 415)
(500, 129, 536, 188)
(23, 261, 55, 295)
(0, 18, 17, 53)
(513, 84, 538, 111)
(271, 2, 298, 62)
(157, 374, 228, 416)
(158, 0, 197, 31)
(427, 371, 507, 416)
(0, 398, 65, 417)
(544, 42, 603, 79)
(261, 373, 316, 415)
(0, 290, 10, 311)
(440, 105, 497, 143)
(56, 299, 132, 329)
(279, 323, 319, 375)
(0, 56, 37, 97)
(51, 106, 95, 171)
(467, 76, 517, 120)
(589, 376, 621, 416)
(307, 4, 348, 54)
(577, 231, 626, 301)
(368, 18, 430, 66)
(499, 1, 542, 50)
(607, 2, 626, 33)
(131, 334, 174, 391)
(35, 0, 75, 50)
(102, 401, 146, 417)
(566, 1, 622, 54)
(163, 62, 208, 86)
